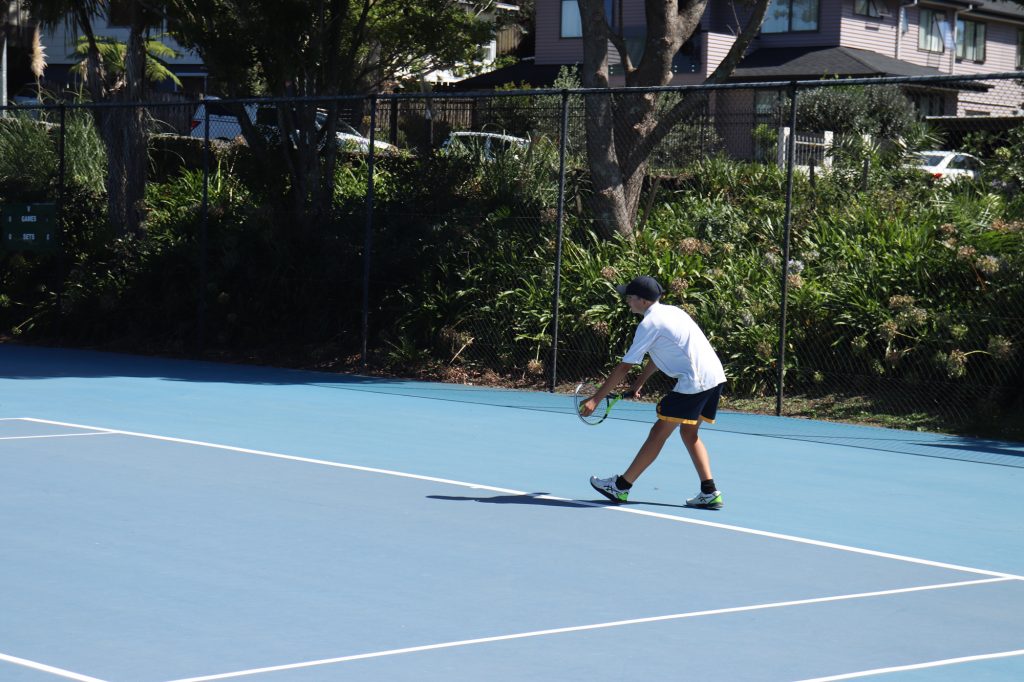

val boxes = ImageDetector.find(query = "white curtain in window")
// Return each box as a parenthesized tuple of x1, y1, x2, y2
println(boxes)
(919, 9, 945, 52)
(956, 20, 985, 62)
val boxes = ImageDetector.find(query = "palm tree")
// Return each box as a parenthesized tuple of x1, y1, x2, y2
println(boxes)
(2, 1, 42, 109)
(28, 0, 167, 237)
(70, 34, 182, 92)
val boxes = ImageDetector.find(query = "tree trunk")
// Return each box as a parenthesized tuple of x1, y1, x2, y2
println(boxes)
(104, 14, 148, 238)
(576, 0, 770, 238)
(582, 92, 654, 239)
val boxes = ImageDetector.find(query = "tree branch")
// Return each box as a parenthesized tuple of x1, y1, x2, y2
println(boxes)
(624, 0, 771, 171)
(705, 0, 770, 84)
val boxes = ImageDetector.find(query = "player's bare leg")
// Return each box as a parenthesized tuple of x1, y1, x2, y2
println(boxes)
(622, 419, 678, 484)
(680, 422, 712, 480)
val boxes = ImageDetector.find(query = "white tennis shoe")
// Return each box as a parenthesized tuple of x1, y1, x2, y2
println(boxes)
(685, 490, 724, 509)
(590, 475, 629, 503)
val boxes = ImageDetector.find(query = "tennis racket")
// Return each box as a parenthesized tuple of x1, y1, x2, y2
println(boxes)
(574, 381, 622, 425)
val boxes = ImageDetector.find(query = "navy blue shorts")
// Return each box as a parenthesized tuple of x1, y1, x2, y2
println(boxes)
(656, 383, 724, 425)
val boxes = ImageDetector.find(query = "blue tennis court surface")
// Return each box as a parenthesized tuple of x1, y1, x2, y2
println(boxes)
(2, 345, 1022, 681)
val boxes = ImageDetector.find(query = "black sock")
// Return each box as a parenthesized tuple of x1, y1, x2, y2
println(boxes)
(616, 475, 633, 490)
(701, 479, 716, 494)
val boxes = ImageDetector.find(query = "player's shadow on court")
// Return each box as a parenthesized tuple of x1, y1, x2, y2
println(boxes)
(428, 492, 689, 510)
(428, 493, 593, 508)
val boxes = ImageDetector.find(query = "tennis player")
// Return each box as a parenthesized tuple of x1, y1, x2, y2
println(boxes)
(581, 275, 727, 509)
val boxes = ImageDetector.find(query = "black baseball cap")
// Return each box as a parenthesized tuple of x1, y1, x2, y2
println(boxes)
(615, 276, 663, 301)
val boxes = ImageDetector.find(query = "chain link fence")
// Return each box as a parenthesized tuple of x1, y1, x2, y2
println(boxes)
(2, 72, 1023, 437)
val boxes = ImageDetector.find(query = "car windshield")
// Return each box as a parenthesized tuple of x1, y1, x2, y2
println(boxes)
(948, 155, 979, 170)
(918, 154, 947, 166)
(449, 136, 486, 152)
(313, 112, 364, 137)
(205, 102, 238, 117)
(337, 122, 362, 137)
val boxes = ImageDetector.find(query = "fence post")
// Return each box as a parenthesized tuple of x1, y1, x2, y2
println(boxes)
(198, 101, 210, 352)
(361, 95, 379, 372)
(776, 83, 799, 417)
(549, 90, 571, 392)
(389, 97, 399, 146)
(56, 103, 67, 339)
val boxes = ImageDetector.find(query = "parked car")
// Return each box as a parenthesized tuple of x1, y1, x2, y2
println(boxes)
(190, 98, 396, 153)
(312, 111, 397, 153)
(913, 151, 983, 183)
(189, 99, 256, 140)
(440, 131, 530, 159)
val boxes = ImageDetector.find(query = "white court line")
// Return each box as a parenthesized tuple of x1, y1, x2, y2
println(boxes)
(15, 417, 1024, 582)
(9, 418, 1023, 681)
(0, 432, 115, 441)
(163, 578, 1012, 682)
(0, 652, 108, 682)
(793, 647, 1024, 681)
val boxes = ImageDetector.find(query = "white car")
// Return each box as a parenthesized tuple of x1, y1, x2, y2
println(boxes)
(189, 99, 255, 140)
(190, 98, 396, 153)
(914, 151, 983, 183)
(313, 111, 396, 153)
(441, 131, 529, 159)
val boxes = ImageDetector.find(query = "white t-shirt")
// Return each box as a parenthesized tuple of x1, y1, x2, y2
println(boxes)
(622, 302, 726, 394)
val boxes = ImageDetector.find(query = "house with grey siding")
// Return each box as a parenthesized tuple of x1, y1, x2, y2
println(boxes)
(529, 0, 1024, 155)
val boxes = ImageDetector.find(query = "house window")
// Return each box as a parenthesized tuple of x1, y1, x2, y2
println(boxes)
(753, 90, 785, 162)
(918, 8, 945, 53)
(561, 0, 618, 38)
(762, 0, 819, 33)
(910, 92, 945, 117)
(755, 90, 784, 119)
(854, 0, 882, 19)
(1017, 28, 1023, 69)
(956, 19, 985, 62)
(561, 0, 582, 38)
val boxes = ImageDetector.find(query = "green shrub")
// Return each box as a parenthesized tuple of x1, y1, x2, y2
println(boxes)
(64, 110, 107, 194)
(796, 84, 918, 138)
(0, 115, 58, 198)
